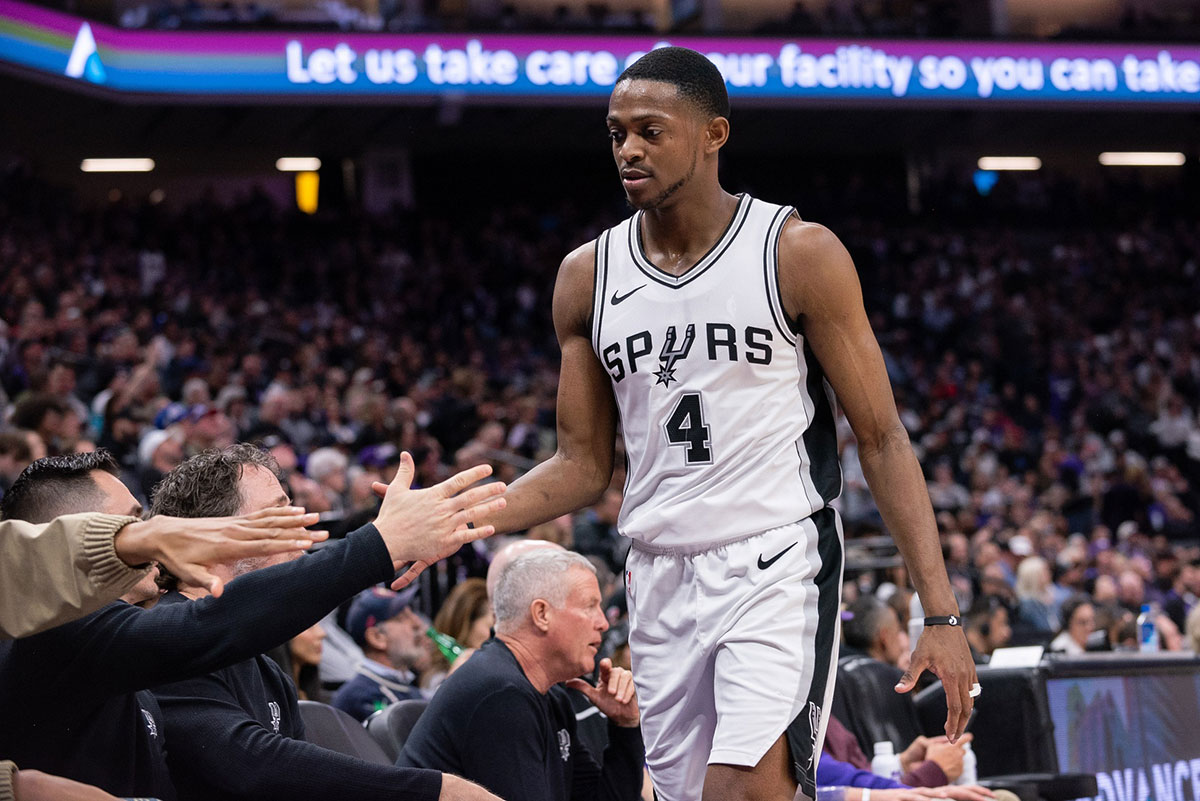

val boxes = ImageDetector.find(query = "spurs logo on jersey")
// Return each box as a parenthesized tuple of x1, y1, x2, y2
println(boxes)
(601, 322, 775, 386)
(590, 194, 842, 549)
(653, 324, 694, 387)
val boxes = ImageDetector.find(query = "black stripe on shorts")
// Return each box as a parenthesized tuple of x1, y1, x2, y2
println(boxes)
(784, 506, 843, 800)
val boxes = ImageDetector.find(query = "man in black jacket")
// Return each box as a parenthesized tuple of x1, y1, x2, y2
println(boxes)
(148, 445, 495, 801)
(0, 447, 506, 801)
(399, 548, 645, 801)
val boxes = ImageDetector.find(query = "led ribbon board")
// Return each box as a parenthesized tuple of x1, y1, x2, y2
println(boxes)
(2, 0, 1200, 104)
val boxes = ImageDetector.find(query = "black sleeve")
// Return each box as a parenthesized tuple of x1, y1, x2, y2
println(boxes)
(456, 689, 558, 801)
(568, 715, 645, 801)
(153, 672, 442, 801)
(64, 524, 394, 696)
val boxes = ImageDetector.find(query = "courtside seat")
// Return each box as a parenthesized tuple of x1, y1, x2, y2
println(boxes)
(298, 700, 392, 764)
(365, 698, 430, 762)
(831, 654, 924, 755)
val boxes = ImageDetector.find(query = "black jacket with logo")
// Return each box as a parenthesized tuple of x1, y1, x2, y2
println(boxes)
(398, 638, 644, 801)
(151, 591, 440, 801)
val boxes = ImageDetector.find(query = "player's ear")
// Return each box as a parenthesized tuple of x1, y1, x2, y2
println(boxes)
(704, 116, 729, 154)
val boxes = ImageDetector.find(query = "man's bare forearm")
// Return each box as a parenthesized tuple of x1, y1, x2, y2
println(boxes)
(482, 452, 610, 535)
(858, 427, 958, 617)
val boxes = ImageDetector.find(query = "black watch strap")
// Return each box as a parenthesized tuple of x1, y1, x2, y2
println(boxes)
(923, 614, 962, 627)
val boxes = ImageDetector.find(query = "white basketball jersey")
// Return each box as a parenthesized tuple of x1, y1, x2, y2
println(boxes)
(591, 194, 842, 550)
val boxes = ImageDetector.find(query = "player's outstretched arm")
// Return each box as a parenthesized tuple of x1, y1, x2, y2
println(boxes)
(778, 218, 976, 742)
(479, 241, 620, 535)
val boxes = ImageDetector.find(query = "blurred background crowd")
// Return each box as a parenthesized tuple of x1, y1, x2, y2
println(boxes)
(1, 158, 1198, 677)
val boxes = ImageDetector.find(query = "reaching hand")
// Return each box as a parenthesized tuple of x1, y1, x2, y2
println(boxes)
(115, 507, 327, 598)
(566, 658, 640, 728)
(894, 625, 977, 742)
(370, 452, 506, 584)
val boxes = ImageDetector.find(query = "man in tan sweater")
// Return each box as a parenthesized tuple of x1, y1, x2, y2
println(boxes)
(1, 496, 326, 801)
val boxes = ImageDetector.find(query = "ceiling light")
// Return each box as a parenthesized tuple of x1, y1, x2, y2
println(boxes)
(276, 157, 321, 172)
(1099, 152, 1185, 166)
(80, 158, 155, 172)
(977, 157, 1041, 171)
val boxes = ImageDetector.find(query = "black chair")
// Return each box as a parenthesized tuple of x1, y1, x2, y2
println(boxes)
(830, 654, 923, 756)
(365, 698, 429, 761)
(298, 700, 392, 764)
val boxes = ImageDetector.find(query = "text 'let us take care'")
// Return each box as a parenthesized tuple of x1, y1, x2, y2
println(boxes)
(283, 39, 1200, 99)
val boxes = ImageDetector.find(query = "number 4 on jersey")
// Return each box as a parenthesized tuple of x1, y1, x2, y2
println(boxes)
(663, 392, 713, 465)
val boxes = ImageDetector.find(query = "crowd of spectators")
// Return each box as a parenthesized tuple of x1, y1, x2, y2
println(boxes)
(1, 156, 1199, 706)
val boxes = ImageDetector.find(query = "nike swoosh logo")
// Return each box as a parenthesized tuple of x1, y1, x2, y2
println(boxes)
(757, 541, 798, 570)
(611, 285, 646, 305)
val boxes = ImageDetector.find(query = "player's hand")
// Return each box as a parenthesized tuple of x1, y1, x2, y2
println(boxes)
(894, 625, 977, 742)
(371, 452, 506, 572)
(925, 734, 972, 782)
(566, 657, 640, 728)
(389, 558, 431, 591)
(115, 508, 327, 598)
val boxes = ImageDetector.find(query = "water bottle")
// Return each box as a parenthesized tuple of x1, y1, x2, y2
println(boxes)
(871, 741, 902, 781)
(1138, 604, 1159, 652)
(426, 626, 463, 663)
(956, 742, 977, 786)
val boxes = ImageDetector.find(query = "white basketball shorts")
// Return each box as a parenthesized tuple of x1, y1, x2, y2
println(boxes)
(625, 507, 844, 801)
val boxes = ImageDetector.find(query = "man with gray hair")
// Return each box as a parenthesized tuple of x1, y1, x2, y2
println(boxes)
(399, 548, 645, 800)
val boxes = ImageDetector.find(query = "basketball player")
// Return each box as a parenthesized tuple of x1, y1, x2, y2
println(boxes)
(474, 47, 977, 801)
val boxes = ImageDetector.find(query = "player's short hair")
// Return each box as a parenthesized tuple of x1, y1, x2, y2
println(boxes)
(0, 450, 120, 523)
(150, 443, 281, 519)
(493, 549, 596, 633)
(617, 46, 730, 120)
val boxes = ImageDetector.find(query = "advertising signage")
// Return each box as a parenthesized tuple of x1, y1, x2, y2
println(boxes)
(1046, 673, 1200, 801)
(2, 0, 1200, 106)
